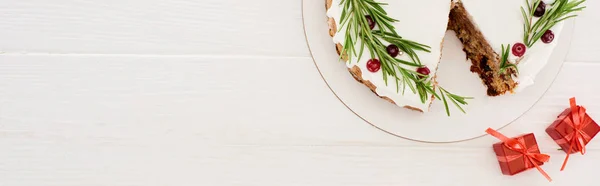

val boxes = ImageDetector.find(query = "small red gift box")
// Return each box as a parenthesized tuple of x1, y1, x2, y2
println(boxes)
(546, 97, 600, 170)
(486, 128, 551, 181)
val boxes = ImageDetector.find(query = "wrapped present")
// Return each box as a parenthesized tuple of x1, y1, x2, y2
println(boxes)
(486, 128, 551, 181)
(546, 97, 600, 171)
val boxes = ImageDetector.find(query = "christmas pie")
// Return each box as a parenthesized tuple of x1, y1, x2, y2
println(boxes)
(325, 0, 584, 114)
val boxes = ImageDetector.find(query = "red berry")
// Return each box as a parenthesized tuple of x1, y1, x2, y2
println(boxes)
(512, 43, 526, 57)
(386, 44, 399, 57)
(365, 15, 375, 30)
(366, 59, 381, 72)
(541, 30, 554, 44)
(416, 67, 430, 77)
(534, 1, 546, 17)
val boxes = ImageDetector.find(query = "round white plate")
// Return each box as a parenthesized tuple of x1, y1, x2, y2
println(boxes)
(302, 0, 574, 143)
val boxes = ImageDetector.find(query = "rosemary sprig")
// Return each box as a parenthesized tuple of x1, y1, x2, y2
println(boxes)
(499, 44, 518, 74)
(439, 87, 473, 116)
(521, 0, 586, 47)
(337, 0, 471, 116)
(372, 30, 431, 65)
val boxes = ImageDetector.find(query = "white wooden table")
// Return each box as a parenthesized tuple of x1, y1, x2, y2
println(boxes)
(1, 1, 600, 185)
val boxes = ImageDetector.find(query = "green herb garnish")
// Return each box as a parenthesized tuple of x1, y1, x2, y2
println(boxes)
(499, 44, 518, 74)
(521, 0, 586, 47)
(337, 0, 471, 116)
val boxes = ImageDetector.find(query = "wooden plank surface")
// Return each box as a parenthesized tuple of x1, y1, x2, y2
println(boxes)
(0, 56, 599, 186)
(0, 0, 306, 56)
(0, 0, 598, 61)
(0, 0, 599, 185)
(0, 55, 599, 146)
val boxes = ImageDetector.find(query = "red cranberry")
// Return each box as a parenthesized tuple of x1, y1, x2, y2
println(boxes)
(512, 43, 526, 57)
(386, 44, 400, 57)
(541, 30, 554, 44)
(416, 67, 430, 77)
(365, 15, 375, 30)
(534, 1, 546, 17)
(366, 59, 381, 72)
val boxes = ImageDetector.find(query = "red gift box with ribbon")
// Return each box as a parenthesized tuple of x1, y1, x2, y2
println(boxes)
(486, 128, 551, 181)
(546, 97, 600, 170)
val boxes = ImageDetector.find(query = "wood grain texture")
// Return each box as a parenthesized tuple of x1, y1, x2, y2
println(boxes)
(0, 55, 599, 146)
(0, 0, 306, 56)
(0, 0, 599, 185)
(0, 56, 599, 186)
(0, 0, 597, 61)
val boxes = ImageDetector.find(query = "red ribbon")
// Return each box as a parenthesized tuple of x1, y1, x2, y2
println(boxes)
(560, 97, 593, 171)
(486, 128, 551, 181)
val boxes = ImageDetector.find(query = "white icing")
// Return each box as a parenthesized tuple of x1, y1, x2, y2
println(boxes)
(461, 0, 564, 92)
(328, 0, 452, 111)
(327, 0, 565, 111)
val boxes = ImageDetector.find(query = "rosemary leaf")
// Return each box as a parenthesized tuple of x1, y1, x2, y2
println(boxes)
(440, 89, 451, 116)
(336, 0, 472, 115)
(523, 0, 586, 47)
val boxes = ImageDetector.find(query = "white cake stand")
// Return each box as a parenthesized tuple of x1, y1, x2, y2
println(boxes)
(302, 0, 574, 143)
